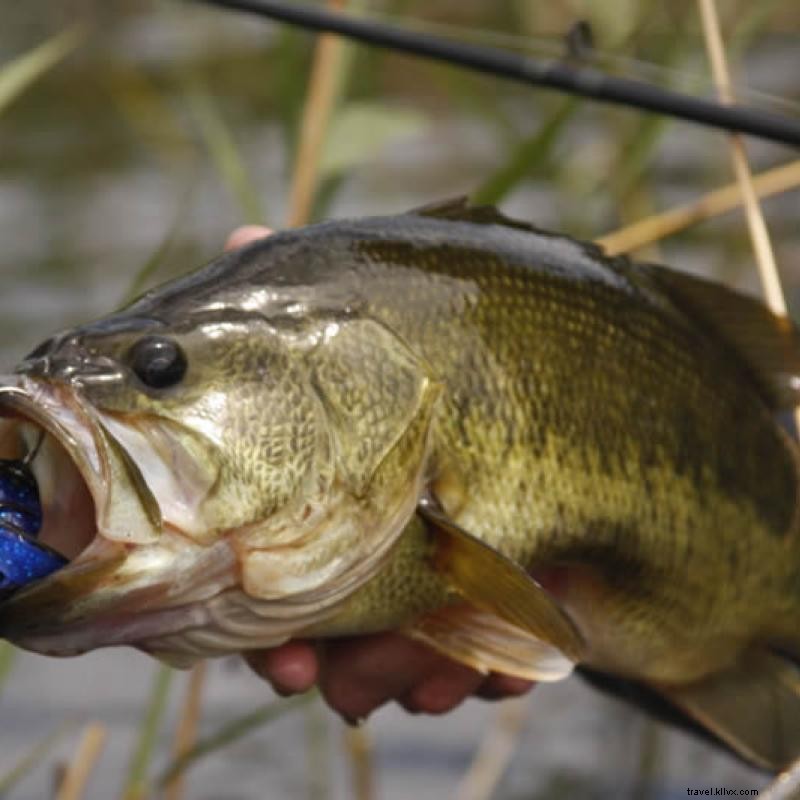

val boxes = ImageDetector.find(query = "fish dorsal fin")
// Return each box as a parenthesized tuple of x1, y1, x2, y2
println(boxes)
(659, 649, 800, 770)
(648, 265, 800, 409)
(408, 196, 543, 235)
(417, 499, 585, 663)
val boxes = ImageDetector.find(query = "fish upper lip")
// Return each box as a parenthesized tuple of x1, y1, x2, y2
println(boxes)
(0, 377, 102, 491)
(0, 377, 105, 633)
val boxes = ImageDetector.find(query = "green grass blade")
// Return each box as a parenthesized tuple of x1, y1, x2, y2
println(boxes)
(732, 0, 787, 57)
(122, 663, 175, 800)
(471, 99, 577, 206)
(0, 26, 86, 117)
(120, 221, 181, 307)
(608, 115, 670, 204)
(0, 720, 74, 795)
(608, 0, 784, 208)
(305, 696, 330, 800)
(0, 643, 18, 698)
(119, 177, 197, 306)
(102, 62, 193, 169)
(158, 692, 312, 787)
(179, 73, 265, 224)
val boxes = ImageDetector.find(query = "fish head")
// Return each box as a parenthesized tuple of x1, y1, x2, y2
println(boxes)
(0, 253, 440, 663)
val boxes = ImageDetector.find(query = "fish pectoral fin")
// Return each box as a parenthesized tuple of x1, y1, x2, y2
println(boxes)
(418, 500, 585, 663)
(657, 649, 800, 771)
(404, 603, 574, 681)
(646, 265, 800, 409)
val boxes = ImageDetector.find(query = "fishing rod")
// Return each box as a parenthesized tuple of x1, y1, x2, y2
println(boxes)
(191, 0, 800, 148)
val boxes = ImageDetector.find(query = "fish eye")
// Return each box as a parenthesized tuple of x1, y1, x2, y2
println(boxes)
(127, 336, 187, 389)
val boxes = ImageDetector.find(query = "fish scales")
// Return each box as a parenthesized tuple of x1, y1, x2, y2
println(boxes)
(0, 202, 799, 767)
(267, 216, 797, 679)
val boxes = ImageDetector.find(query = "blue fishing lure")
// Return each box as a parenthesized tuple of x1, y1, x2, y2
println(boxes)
(0, 460, 65, 591)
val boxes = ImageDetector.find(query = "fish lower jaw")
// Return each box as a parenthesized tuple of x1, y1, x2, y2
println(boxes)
(0, 522, 347, 663)
(135, 595, 342, 667)
(0, 530, 242, 649)
(9, 601, 214, 660)
(9, 581, 345, 666)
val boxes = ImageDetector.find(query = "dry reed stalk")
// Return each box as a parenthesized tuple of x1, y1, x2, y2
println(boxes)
(667, 15, 800, 794)
(54, 723, 107, 800)
(284, 3, 378, 794)
(285, 0, 347, 227)
(762, 755, 800, 800)
(697, 0, 785, 311)
(164, 662, 208, 800)
(696, 0, 799, 431)
(343, 726, 375, 800)
(596, 158, 800, 256)
(453, 696, 530, 800)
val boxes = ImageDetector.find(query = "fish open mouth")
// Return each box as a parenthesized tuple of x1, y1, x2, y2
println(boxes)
(0, 375, 247, 663)
(0, 376, 203, 655)
(0, 376, 396, 662)
(0, 381, 99, 566)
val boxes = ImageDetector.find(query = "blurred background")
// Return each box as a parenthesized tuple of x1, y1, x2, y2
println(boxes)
(1, 1, 799, 797)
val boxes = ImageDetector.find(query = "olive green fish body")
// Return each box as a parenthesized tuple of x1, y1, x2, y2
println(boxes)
(211, 211, 800, 684)
(1, 202, 799, 767)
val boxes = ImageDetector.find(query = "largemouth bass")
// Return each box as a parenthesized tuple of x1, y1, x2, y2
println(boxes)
(0, 199, 799, 768)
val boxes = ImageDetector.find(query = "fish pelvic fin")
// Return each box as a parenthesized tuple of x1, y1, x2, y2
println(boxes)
(417, 499, 585, 665)
(657, 649, 800, 771)
(404, 603, 573, 681)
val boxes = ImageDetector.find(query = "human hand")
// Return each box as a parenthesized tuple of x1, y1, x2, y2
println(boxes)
(226, 224, 535, 722)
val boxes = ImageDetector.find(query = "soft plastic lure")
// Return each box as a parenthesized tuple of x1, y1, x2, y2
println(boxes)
(0, 459, 65, 591)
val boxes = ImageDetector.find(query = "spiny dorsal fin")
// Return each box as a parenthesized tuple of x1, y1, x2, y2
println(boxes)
(417, 498, 585, 663)
(647, 265, 800, 410)
(408, 196, 544, 235)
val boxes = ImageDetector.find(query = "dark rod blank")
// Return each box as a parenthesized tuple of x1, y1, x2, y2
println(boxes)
(192, 0, 800, 148)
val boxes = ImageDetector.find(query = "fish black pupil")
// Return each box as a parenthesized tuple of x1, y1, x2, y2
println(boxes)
(128, 336, 187, 389)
